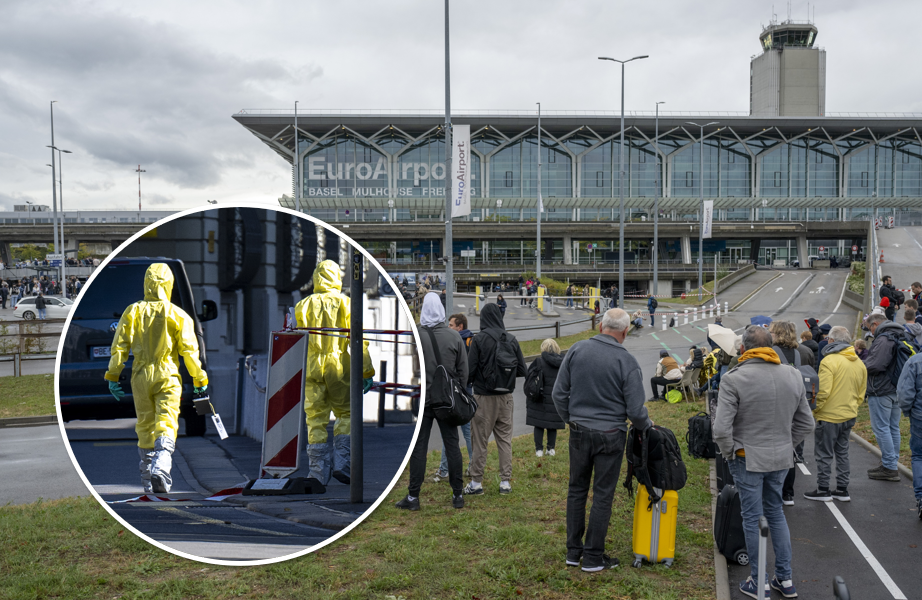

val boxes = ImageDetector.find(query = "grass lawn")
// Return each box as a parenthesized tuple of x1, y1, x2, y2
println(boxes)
(519, 327, 599, 357)
(0, 373, 55, 419)
(0, 400, 717, 600)
(852, 401, 912, 470)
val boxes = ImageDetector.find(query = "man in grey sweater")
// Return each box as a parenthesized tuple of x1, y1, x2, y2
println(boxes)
(553, 308, 652, 572)
(714, 325, 814, 599)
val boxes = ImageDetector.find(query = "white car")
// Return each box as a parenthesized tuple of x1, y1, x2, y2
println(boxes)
(13, 296, 74, 320)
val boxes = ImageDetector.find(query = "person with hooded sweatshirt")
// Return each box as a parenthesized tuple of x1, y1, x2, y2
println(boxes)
(800, 330, 820, 363)
(525, 338, 565, 457)
(295, 260, 375, 487)
(105, 263, 208, 494)
(903, 308, 922, 347)
(397, 293, 468, 511)
(802, 326, 867, 502)
(864, 313, 906, 482)
(464, 303, 527, 495)
(430, 313, 475, 482)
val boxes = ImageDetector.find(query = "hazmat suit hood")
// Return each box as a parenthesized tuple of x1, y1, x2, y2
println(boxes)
(313, 260, 343, 294)
(822, 341, 858, 360)
(480, 303, 506, 331)
(143, 263, 174, 303)
(420, 292, 445, 327)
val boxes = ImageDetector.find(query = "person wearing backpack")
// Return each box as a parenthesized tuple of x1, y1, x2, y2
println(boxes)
(525, 339, 564, 457)
(896, 347, 922, 521)
(431, 314, 476, 483)
(464, 303, 527, 496)
(864, 313, 909, 482)
(713, 325, 814, 599)
(396, 293, 469, 511)
(647, 294, 657, 326)
(565, 284, 574, 309)
(903, 309, 922, 348)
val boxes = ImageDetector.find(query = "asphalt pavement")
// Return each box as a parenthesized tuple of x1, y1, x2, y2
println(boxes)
(64, 418, 415, 561)
(876, 226, 922, 294)
(0, 424, 89, 505)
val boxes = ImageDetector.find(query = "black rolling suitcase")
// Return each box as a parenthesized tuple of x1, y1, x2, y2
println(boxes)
(714, 483, 749, 566)
(715, 453, 733, 492)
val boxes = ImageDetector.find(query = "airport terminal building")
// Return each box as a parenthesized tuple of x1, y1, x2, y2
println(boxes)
(233, 19, 922, 288)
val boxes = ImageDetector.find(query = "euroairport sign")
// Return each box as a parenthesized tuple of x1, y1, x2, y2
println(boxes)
(304, 156, 478, 198)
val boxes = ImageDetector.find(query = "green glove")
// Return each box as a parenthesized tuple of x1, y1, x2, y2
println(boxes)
(363, 378, 374, 394)
(108, 380, 125, 402)
(194, 385, 208, 394)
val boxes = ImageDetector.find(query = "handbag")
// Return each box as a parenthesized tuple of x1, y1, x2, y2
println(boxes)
(424, 327, 478, 427)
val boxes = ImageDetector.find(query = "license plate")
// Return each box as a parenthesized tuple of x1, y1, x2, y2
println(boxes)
(92, 346, 111, 358)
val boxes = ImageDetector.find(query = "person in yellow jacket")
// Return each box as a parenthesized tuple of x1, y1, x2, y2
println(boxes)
(104, 263, 208, 494)
(803, 326, 868, 502)
(295, 260, 374, 486)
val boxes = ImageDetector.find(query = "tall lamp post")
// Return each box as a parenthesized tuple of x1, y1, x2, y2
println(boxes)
(599, 55, 648, 310)
(686, 121, 719, 300)
(536, 102, 542, 278)
(48, 101, 62, 286)
(48, 146, 72, 291)
(295, 100, 302, 213)
(443, 0, 454, 319)
(653, 101, 665, 297)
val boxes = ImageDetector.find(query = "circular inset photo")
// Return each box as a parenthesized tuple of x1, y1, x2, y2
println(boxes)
(56, 204, 422, 564)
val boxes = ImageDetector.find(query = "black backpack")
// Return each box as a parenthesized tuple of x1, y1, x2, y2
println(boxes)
(423, 328, 477, 426)
(624, 425, 688, 503)
(877, 329, 917, 387)
(481, 329, 520, 393)
(686, 412, 718, 459)
(650, 297, 658, 310)
(668, 316, 675, 328)
(523, 359, 543, 402)
(894, 290, 905, 308)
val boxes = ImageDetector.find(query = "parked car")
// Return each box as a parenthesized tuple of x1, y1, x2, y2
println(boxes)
(13, 296, 74, 320)
(57, 257, 218, 434)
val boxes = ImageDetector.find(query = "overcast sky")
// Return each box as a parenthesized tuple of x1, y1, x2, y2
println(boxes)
(2, 0, 920, 212)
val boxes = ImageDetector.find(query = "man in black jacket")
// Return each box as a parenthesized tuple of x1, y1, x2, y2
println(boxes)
(464, 303, 526, 495)
(397, 293, 469, 511)
(864, 314, 905, 482)
(880, 276, 897, 321)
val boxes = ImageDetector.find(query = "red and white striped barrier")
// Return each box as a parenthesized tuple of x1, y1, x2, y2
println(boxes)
(260, 331, 308, 479)
(204, 486, 247, 502)
(107, 495, 192, 503)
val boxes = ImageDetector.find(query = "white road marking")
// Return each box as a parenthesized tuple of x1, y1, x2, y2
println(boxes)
(776, 287, 784, 293)
(796, 463, 811, 475)
(821, 277, 849, 325)
(825, 502, 907, 599)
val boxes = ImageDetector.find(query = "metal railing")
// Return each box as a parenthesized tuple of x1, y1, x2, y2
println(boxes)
(238, 108, 922, 119)
(0, 319, 64, 376)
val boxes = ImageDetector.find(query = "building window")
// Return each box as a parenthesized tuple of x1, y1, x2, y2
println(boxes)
(548, 149, 555, 163)
(861, 172, 869, 187)
(596, 171, 604, 187)
(815, 152, 823, 164)
(505, 171, 513, 187)
(904, 152, 911, 164)
(638, 152, 646, 163)
(728, 151, 735, 163)
(774, 171, 782, 187)
(686, 172, 694, 187)
(362, 146, 373, 162)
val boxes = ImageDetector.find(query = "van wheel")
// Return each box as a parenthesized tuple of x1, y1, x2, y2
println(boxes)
(184, 413, 207, 437)
(23, 311, 35, 320)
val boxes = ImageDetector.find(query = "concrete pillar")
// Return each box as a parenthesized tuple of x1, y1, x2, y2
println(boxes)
(796, 234, 808, 267)
(563, 235, 572, 265)
(681, 236, 692, 265)
(0, 241, 12, 265)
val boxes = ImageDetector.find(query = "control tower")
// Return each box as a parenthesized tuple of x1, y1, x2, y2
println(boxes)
(750, 19, 825, 117)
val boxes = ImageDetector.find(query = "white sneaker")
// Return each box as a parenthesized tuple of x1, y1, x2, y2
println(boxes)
(536, 450, 543, 457)
(547, 449, 556, 456)
(499, 480, 512, 494)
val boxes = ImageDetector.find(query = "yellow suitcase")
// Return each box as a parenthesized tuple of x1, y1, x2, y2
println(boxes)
(631, 486, 678, 568)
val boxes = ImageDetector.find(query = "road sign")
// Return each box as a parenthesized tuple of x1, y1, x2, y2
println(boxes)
(586, 243, 594, 250)
(460, 250, 475, 257)
(260, 331, 308, 478)
(887, 216, 895, 228)
(818, 246, 825, 252)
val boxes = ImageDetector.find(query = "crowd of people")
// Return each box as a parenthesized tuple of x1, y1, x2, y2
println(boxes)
(0, 275, 85, 310)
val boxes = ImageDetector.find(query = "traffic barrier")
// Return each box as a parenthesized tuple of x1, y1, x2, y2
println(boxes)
(683, 309, 688, 325)
(880, 250, 885, 263)
(260, 331, 308, 479)
(709, 305, 715, 318)
(716, 303, 721, 317)
(662, 315, 668, 331)
(692, 307, 698, 322)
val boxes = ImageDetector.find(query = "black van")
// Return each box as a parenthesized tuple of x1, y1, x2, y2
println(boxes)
(58, 257, 218, 435)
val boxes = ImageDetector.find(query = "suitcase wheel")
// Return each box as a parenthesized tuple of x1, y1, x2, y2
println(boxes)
(632, 558, 643, 568)
(663, 558, 673, 568)
(734, 550, 749, 566)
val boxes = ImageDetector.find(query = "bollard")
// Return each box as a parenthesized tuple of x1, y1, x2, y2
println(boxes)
(724, 301, 728, 314)
(716, 303, 721, 317)
(673, 312, 678, 328)
(683, 309, 688, 325)
(709, 305, 715, 318)
(592, 314, 597, 330)
(13, 352, 21, 377)
(692, 307, 698, 322)
(378, 360, 387, 428)
(662, 313, 668, 331)
(555, 320, 561, 338)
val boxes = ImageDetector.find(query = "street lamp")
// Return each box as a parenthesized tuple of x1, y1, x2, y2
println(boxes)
(599, 55, 648, 309)
(47, 101, 62, 286)
(653, 101, 665, 297)
(536, 101, 542, 278)
(686, 121, 719, 300)
(48, 146, 72, 291)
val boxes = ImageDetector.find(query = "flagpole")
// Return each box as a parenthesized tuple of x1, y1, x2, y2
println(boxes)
(536, 102, 542, 279)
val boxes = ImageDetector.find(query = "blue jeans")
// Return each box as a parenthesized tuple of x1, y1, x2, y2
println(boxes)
(868, 394, 902, 470)
(38, 308, 46, 319)
(910, 409, 922, 500)
(728, 456, 793, 583)
(649, 311, 655, 326)
(439, 421, 472, 474)
(566, 297, 573, 308)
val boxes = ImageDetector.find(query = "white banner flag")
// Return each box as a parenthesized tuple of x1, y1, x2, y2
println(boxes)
(451, 125, 471, 217)
(702, 200, 714, 239)
(538, 190, 544, 213)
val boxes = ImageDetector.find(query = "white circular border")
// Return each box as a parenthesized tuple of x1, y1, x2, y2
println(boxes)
(53, 201, 425, 566)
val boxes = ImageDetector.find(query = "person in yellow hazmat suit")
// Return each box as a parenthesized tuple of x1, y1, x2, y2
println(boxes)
(104, 263, 208, 494)
(295, 259, 374, 486)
